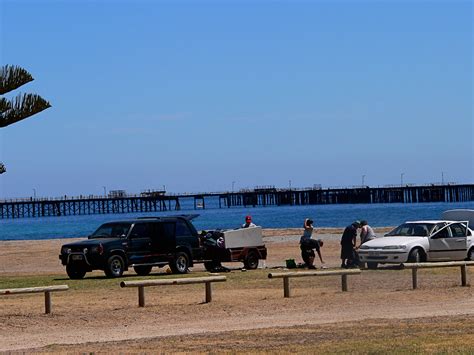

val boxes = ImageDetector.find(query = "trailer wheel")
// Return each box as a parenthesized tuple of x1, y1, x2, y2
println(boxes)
(243, 251, 259, 270)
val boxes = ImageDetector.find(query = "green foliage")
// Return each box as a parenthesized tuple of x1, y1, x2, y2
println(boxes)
(0, 65, 51, 172)
(0, 92, 51, 128)
(0, 65, 33, 95)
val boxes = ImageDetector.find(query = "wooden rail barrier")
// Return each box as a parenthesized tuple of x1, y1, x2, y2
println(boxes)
(401, 261, 474, 289)
(268, 269, 361, 298)
(120, 276, 227, 307)
(0, 285, 69, 314)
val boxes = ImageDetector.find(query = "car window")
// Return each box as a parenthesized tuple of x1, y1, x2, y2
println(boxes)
(449, 223, 467, 238)
(432, 223, 451, 238)
(130, 223, 151, 239)
(430, 223, 446, 235)
(90, 223, 131, 238)
(386, 223, 434, 237)
(150, 222, 175, 240)
(176, 220, 193, 236)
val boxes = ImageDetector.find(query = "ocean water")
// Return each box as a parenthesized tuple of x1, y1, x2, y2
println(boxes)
(1, 199, 473, 241)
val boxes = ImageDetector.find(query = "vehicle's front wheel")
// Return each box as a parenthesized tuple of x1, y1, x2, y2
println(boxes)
(104, 255, 125, 278)
(170, 252, 189, 274)
(366, 262, 378, 270)
(467, 248, 474, 261)
(407, 248, 421, 263)
(66, 264, 86, 279)
(243, 251, 259, 270)
(134, 265, 152, 276)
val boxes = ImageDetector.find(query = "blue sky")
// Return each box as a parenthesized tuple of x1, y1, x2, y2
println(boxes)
(0, 0, 472, 198)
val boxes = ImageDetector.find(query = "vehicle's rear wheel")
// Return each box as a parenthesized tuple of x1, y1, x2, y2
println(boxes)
(407, 248, 421, 263)
(366, 262, 378, 270)
(170, 252, 189, 274)
(66, 264, 86, 279)
(243, 251, 259, 270)
(134, 265, 152, 276)
(104, 255, 125, 278)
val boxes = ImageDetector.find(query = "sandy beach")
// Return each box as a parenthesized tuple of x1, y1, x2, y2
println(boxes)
(1, 227, 474, 352)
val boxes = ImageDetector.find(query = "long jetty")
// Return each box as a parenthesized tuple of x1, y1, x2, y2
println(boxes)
(0, 184, 473, 219)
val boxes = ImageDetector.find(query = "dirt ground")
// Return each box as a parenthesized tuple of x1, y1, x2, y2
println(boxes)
(1, 227, 474, 353)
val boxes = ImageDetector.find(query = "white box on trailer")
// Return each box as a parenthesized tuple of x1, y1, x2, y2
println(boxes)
(222, 226, 263, 249)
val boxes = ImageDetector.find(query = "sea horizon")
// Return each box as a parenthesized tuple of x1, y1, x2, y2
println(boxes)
(1, 200, 473, 241)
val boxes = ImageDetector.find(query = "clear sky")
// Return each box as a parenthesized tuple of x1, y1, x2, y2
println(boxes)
(0, 0, 472, 198)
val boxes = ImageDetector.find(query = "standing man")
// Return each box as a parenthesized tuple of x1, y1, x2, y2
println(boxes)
(340, 221, 360, 268)
(242, 215, 256, 228)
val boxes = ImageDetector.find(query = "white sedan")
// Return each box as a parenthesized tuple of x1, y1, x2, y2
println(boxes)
(359, 210, 474, 269)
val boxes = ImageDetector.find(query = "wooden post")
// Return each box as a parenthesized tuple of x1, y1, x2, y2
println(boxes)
(461, 265, 467, 286)
(412, 268, 418, 289)
(341, 274, 348, 292)
(205, 282, 212, 303)
(283, 277, 290, 298)
(44, 291, 52, 314)
(138, 286, 145, 307)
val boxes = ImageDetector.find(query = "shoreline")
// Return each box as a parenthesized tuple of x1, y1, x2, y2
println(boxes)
(0, 226, 394, 243)
(0, 227, 393, 276)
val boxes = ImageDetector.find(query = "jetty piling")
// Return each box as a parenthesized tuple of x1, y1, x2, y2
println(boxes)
(1, 184, 473, 219)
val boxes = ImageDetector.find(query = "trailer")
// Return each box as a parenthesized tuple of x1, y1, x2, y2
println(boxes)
(201, 226, 267, 270)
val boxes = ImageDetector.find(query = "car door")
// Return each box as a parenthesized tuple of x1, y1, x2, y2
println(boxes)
(428, 222, 468, 261)
(149, 222, 176, 260)
(446, 222, 468, 260)
(175, 219, 200, 257)
(428, 223, 452, 261)
(127, 222, 153, 264)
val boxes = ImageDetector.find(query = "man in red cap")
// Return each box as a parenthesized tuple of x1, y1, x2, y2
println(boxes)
(242, 215, 256, 228)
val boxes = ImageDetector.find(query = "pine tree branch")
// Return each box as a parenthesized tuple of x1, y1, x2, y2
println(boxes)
(0, 65, 34, 95)
(0, 97, 12, 114)
(0, 163, 5, 174)
(0, 93, 51, 127)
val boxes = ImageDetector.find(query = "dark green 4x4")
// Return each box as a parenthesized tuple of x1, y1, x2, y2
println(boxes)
(59, 215, 203, 279)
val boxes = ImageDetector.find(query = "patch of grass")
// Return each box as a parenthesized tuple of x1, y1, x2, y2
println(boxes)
(32, 315, 474, 353)
(0, 268, 274, 291)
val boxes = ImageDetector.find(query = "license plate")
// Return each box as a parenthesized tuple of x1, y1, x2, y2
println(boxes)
(368, 251, 380, 257)
(71, 254, 83, 261)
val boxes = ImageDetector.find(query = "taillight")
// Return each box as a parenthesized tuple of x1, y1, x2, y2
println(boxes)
(98, 243, 104, 255)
